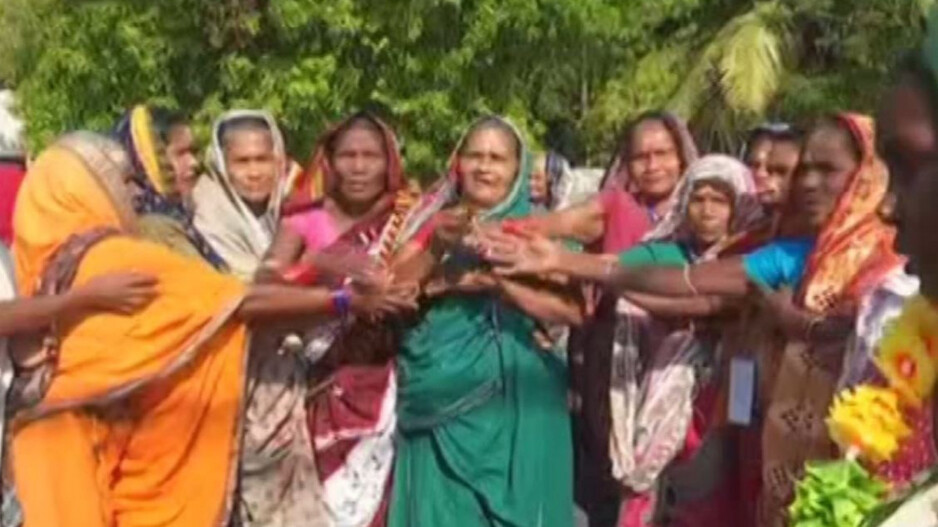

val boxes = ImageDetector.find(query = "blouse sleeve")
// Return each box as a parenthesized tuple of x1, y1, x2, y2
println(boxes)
(742, 238, 814, 290)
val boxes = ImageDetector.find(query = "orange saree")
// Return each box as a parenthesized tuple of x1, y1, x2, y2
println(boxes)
(10, 133, 249, 527)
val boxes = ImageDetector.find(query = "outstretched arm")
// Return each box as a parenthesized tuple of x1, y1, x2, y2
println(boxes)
(0, 272, 158, 337)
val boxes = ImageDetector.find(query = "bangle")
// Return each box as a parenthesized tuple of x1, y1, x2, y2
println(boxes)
(683, 264, 700, 296)
(329, 287, 352, 317)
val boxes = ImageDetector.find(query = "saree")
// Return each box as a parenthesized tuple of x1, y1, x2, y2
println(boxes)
(613, 155, 760, 527)
(112, 105, 227, 269)
(758, 114, 903, 527)
(389, 117, 573, 527)
(192, 110, 292, 280)
(570, 112, 697, 527)
(9, 133, 249, 527)
(238, 114, 415, 527)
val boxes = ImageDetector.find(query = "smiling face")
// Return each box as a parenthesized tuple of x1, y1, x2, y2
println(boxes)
(458, 124, 520, 211)
(685, 180, 734, 247)
(330, 123, 388, 208)
(223, 127, 278, 210)
(790, 122, 859, 233)
(626, 119, 683, 201)
(878, 73, 938, 299)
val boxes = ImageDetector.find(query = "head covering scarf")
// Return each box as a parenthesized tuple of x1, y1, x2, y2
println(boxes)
(13, 132, 136, 294)
(192, 110, 290, 280)
(282, 112, 404, 215)
(391, 116, 573, 527)
(112, 105, 227, 269)
(600, 111, 699, 197)
(609, 154, 761, 495)
(759, 114, 904, 526)
(646, 154, 761, 244)
(10, 132, 248, 527)
(531, 150, 577, 210)
(242, 114, 414, 527)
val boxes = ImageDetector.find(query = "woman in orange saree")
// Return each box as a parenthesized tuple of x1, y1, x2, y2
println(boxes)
(8, 132, 413, 527)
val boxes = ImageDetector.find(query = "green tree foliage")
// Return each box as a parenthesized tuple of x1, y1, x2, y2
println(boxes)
(0, 0, 930, 175)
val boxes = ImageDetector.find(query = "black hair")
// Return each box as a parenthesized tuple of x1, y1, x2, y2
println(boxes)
(746, 126, 805, 153)
(149, 106, 189, 145)
(607, 110, 691, 173)
(459, 116, 521, 159)
(325, 111, 387, 159)
(218, 115, 273, 149)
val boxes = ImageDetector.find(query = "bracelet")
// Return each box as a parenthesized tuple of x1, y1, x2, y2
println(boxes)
(329, 287, 352, 317)
(683, 264, 700, 296)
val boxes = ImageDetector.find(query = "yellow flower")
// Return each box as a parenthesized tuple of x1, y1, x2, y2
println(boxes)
(827, 385, 911, 464)
(876, 307, 937, 407)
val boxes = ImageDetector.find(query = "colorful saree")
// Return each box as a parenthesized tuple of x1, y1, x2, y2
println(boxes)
(9, 133, 249, 527)
(192, 110, 292, 280)
(112, 105, 227, 269)
(758, 114, 903, 527)
(389, 117, 573, 527)
(238, 113, 416, 527)
(570, 112, 697, 527)
(614, 155, 760, 527)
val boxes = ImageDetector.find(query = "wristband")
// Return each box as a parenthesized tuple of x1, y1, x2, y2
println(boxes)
(329, 287, 352, 317)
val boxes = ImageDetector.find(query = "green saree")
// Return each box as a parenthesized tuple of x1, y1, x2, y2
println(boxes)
(389, 118, 574, 527)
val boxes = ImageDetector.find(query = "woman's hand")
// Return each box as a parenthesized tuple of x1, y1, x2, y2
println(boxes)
(350, 283, 419, 318)
(70, 272, 158, 315)
(479, 229, 565, 277)
(755, 286, 812, 338)
(424, 270, 498, 297)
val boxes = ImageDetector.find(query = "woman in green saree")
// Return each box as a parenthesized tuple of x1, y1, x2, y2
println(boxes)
(389, 117, 578, 527)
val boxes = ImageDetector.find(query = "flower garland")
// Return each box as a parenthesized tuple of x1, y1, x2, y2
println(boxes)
(791, 295, 938, 527)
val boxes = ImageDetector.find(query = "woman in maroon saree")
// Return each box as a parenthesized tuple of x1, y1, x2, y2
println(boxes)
(250, 112, 418, 527)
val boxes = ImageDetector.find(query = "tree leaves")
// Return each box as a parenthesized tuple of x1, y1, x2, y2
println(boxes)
(0, 0, 930, 175)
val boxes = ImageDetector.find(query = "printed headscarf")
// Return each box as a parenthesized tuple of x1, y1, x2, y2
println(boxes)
(799, 113, 903, 313)
(282, 112, 405, 216)
(112, 105, 227, 269)
(646, 154, 762, 244)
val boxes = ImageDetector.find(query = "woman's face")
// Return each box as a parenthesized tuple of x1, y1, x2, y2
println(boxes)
(530, 158, 548, 204)
(746, 136, 774, 204)
(331, 126, 388, 207)
(166, 124, 199, 197)
(223, 128, 278, 208)
(626, 120, 683, 201)
(878, 77, 938, 298)
(459, 127, 519, 210)
(762, 140, 801, 208)
(685, 181, 733, 246)
(790, 124, 858, 232)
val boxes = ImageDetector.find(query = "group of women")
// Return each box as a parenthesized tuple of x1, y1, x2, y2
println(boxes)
(4, 12, 938, 527)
